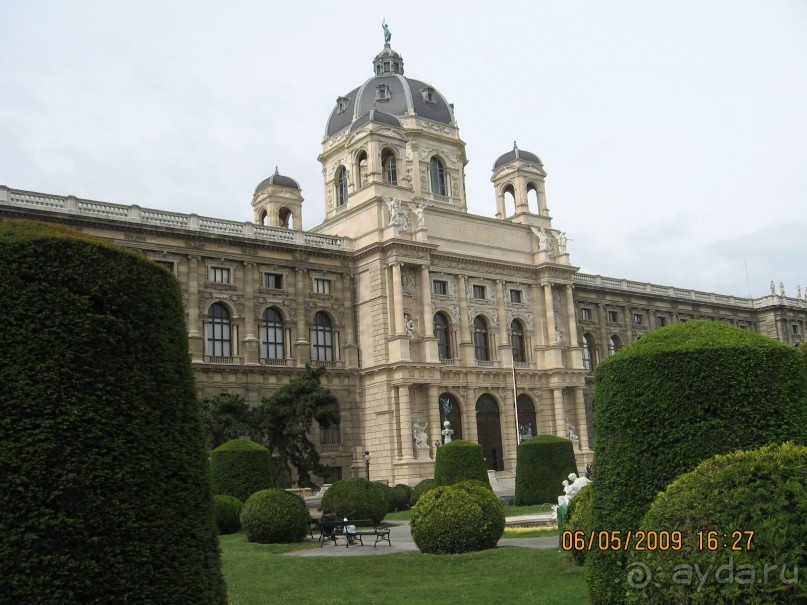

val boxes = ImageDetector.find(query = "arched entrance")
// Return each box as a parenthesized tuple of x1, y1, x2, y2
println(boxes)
(476, 394, 503, 471)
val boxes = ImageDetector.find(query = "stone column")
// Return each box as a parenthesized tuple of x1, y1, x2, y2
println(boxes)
(458, 275, 473, 365)
(398, 385, 414, 460)
(573, 387, 590, 452)
(495, 280, 512, 365)
(242, 262, 259, 365)
(428, 384, 441, 452)
(543, 284, 557, 343)
(391, 262, 405, 335)
(552, 388, 566, 438)
(501, 389, 518, 471)
(623, 306, 633, 344)
(565, 285, 580, 348)
(410, 143, 422, 198)
(294, 268, 310, 365)
(187, 255, 203, 362)
(598, 304, 609, 360)
(420, 266, 434, 336)
(530, 283, 547, 346)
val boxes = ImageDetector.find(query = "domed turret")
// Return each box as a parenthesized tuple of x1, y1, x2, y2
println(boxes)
(491, 142, 548, 222)
(251, 167, 303, 229)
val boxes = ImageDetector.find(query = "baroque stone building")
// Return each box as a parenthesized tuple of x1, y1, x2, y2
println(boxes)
(2, 35, 805, 486)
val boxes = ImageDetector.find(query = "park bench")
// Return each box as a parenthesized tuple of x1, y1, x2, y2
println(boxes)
(317, 518, 391, 548)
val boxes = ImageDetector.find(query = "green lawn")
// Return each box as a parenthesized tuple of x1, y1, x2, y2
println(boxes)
(220, 533, 590, 605)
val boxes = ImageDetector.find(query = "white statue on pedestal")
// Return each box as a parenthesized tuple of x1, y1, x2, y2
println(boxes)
(555, 472, 592, 507)
(412, 421, 429, 449)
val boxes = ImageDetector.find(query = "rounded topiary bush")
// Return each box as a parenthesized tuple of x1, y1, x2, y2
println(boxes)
(515, 435, 578, 505)
(240, 489, 309, 544)
(434, 440, 491, 487)
(210, 438, 273, 502)
(320, 478, 388, 524)
(213, 495, 243, 535)
(388, 484, 413, 512)
(411, 478, 436, 506)
(588, 320, 807, 604)
(0, 221, 226, 604)
(410, 481, 505, 554)
(563, 484, 592, 566)
(626, 442, 807, 604)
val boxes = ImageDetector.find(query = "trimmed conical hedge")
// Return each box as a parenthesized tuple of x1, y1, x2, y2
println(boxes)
(434, 439, 491, 487)
(0, 221, 226, 604)
(210, 438, 273, 502)
(514, 434, 577, 505)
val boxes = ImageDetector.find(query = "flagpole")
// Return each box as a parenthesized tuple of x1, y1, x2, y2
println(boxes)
(512, 365, 520, 445)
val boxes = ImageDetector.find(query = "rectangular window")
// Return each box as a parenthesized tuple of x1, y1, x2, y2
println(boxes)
(510, 289, 523, 304)
(314, 278, 331, 294)
(580, 308, 592, 321)
(210, 267, 231, 284)
(154, 260, 175, 274)
(432, 280, 448, 295)
(633, 313, 643, 326)
(472, 285, 486, 299)
(320, 424, 341, 445)
(656, 315, 667, 328)
(793, 323, 802, 336)
(265, 273, 283, 289)
(607, 310, 619, 323)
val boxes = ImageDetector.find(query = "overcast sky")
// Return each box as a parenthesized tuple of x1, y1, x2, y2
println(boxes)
(1, 1, 805, 299)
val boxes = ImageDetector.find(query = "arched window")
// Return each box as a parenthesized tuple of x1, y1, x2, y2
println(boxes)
(517, 395, 537, 440)
(257, 209, 268, 226)
(429, 156, 447, 196)
(511, 319, 526, 363)
(527, 182, 540, 214)
(474, 315, 489, 362)
(278, 207, 292, 229)
(382, 149, 397, 185)
(262, 307, 284, 360)
(608, 335, 621, 357)
(438, 392, 463, 440)
(207, 303, 232, 357)
(434, 312, 452, 359)
(582, 333, 596, 370)
(503, 184, 516, 215)
(311, 312, 334, 362)
(335, 166, 348, 207)
(356, 150, 368, 187)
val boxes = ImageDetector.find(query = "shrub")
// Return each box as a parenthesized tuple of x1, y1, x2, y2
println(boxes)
(626, 442, 807, 604)
(210, 438, 273, 502)
(320, 478, 388, 524)
(240, 489, 309, 544)
(434, 440, 491, 487)
(0, 221, 226, 604)
(515, 435, 578, 505)
(587, 320, 807, 604)
(213, 495, 243, 535)
(563, 485, 593, 566)
(388, 483, 413, 512)
(410, 481, 505, 554)
(411, 478, 436, 506)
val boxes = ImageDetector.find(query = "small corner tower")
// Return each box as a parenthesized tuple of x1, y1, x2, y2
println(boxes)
(491, 142, 548, 225)
(251, 167, 303, 229)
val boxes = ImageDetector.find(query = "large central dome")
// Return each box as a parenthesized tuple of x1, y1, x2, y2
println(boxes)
(325, 42, 456, 137)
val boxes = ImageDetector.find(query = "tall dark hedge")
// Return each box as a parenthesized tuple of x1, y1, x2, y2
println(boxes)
(210, 438, 273, 502)
(433, 439, 491, 487)
(0, 221, 226, 604)
(587, 320, 807, 605)
(514, 435, 578, 505)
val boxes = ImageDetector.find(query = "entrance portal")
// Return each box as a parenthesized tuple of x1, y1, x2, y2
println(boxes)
(475, 394, 503, 471)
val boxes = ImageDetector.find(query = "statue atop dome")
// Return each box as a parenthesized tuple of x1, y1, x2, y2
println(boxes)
(382, 19, 391, 45)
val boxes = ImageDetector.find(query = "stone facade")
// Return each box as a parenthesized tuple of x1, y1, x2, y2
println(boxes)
(2, 36, 805, 487)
